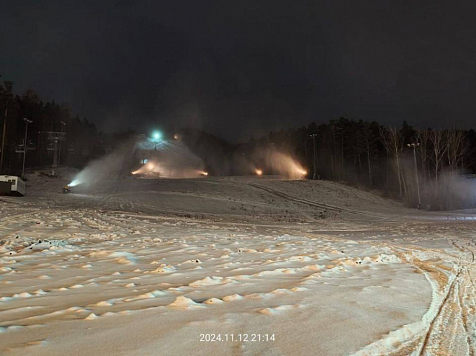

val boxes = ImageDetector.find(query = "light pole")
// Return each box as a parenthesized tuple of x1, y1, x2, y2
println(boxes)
(58, 121, 66, 165)
(152, 131, 161, 150)
(0, 79, 12, 174)
(408, 142, 421, 209)
(0, 95, 9, 174)
(310, 134, 318, 180)
(22, 118, 33, 179)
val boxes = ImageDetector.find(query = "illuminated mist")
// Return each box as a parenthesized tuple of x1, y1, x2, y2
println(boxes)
(250, 149, 306, 179)
(69, 142, 136, 187)
(133, 140, 206, 178)
(68, 133, 307, 189)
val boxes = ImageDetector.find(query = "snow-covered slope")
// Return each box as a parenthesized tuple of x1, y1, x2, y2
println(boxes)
(19, 173, 407, 224)
(1, 175, 474, 355)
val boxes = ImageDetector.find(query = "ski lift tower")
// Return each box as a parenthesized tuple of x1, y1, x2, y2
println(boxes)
(44, 131, 66, 176)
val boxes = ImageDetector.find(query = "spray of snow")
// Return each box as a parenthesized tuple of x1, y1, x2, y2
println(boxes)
(69, 137, 208, 186)
(69, 134, 305, 186)
(134, 140, 206, 178)
(69, 142, 136, 188)
(69, 152, 126, 187)
(256, 150, 307, 179)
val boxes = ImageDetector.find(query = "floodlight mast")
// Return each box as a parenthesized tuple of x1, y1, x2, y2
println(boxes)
(21, 118, 33, 179)
(58, 121, 66, 165)
(310, 133, 318, 180)
(152, 131, 161, 150)
(407, 142, 421, 209)
(0, 82, 10, 174)
(42, 131, 66, 176)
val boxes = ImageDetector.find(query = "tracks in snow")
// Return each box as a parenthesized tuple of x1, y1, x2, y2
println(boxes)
(418, 239, 476, 356)
(419, 263, 476, 356)
(353, 237, 476, 356)
(249, 182, 389, 221)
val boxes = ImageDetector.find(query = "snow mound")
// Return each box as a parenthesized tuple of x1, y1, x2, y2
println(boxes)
(259, 305, 296, 315)
(135, 290, 167, 299)
(189, 276, 231, 287)
(151, 265, 176, 273)
(204, 298, 224, 304)
(85, 313, 98, 320)
(168, 296, 202, 309)
(223, 294, 243, 302)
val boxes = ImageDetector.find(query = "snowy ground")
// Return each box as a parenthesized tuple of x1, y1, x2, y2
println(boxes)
(1, 172, 476, 355)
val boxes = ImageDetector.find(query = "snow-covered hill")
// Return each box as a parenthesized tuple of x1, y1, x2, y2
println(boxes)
(1, 175, 475, 355)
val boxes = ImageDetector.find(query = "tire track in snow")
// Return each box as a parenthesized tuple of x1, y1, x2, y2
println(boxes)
(351, 243, 474, 356)
(418, 238, 476, 356)
(249, 183, 391, 221)
(418, 267, 466, 356)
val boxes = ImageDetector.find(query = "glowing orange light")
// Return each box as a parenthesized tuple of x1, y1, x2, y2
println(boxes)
(200, 171, 208, 176)
(147, 163, 155, 170)
(255, 169, 263, 176)
(174, 134, 179, 140)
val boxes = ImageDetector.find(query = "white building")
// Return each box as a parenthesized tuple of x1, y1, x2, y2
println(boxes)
(0, 175, 26, 196)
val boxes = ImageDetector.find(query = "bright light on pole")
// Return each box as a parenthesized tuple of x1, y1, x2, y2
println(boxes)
(152, 131, 162, 140)
(152, 131, 162, 150)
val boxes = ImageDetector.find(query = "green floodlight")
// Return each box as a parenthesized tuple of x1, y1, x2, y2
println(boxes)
(152, 131, 162, 141)
(151, 130, 162, 150)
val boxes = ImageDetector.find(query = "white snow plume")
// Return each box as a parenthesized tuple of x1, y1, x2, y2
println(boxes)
(258, 149, 307, 179)
(419, 169, 476, 210)
(69, 141, 136, 187)
(135, 140, 206, 178)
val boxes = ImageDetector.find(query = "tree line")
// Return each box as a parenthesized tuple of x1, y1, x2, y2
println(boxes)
(253, 118, 476, 210)
(3, 76, 476, 210)
(0, 78, 108, 174)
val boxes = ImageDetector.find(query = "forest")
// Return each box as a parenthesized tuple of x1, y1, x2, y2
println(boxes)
(2, 77, 476, 210)
(253, 119, 476, 210)
(0, 78, 112, 173)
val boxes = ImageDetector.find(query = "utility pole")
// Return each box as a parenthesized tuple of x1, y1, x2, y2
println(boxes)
(58, 121, 66, 165)
(43, 131, 66, 176)
(152, 131, 161, 150)
(0, 80, 13, 174)
(408, 142, 421, 209)
(21, 118, 33, 179)
(0, 97, 8, 173)
(310, 134, 318, 180)
(52, 138, 59, 175)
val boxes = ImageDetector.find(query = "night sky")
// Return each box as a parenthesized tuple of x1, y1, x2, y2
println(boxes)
(1, 1, 475, 141)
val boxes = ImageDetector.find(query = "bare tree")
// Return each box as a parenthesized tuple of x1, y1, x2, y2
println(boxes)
(362, 122, 376, 186)
(430, 129, 448, 195)
(416, 129, 431, 181)
(446, 128, 467, 171)
(379, 126, 391, 193)
(380, 126, 405, 198)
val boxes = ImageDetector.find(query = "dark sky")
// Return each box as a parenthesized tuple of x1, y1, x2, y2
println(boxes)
(1, 1, 476, 141)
